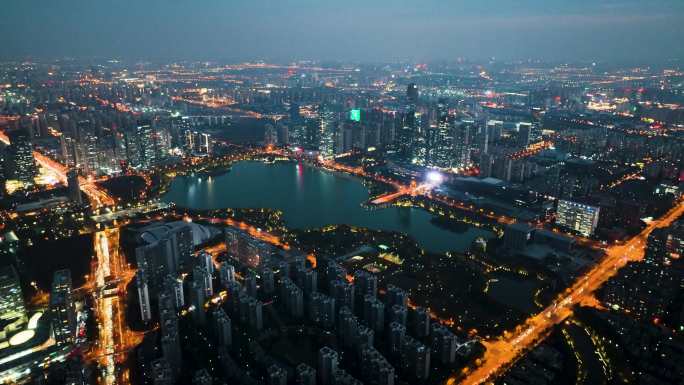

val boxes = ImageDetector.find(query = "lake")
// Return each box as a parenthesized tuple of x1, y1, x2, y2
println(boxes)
(162, 161, 493, 253)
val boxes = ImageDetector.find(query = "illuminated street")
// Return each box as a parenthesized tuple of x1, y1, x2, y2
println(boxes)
(452, 198, 684, 385)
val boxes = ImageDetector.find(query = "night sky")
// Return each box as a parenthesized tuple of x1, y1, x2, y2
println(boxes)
(2, 0, 683, 63)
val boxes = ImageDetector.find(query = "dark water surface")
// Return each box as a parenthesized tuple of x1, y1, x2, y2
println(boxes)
(162, 161, 493, 253)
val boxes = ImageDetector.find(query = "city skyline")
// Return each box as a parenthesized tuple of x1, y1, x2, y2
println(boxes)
(1, 3, 683, 385)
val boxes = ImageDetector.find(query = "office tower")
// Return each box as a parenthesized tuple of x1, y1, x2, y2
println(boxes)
(151, 358, 174, 385)
(556, 200, 601, 237)
(3, 129, 37, 186)
(385, 285, 408, 309)
(411, 307, 431, 337)
(192, 369, 213, 385)
(213, 308, 232, 347)
(330, 279, 354, 311)
(280, 277, 304, 318)
(67, 169, 83, 205)
(267, 364, 288, 385)
(389, 304, 407, 327)
(388, 322, 406, 355)
(218, 262, 236, 288)
(353, 270, 377, 299)
(318, 347, 339, 385)
(136, 120, 157, 167)
(244, 272, 257, 297)
(49, 269, 75, 345)
(0, 266, 26, 322)
(261, 267, 275, 294)
(401, 336, 430, 380)
(296, 363, 317, 385)
(194, 265, 213, 298)
(136, 271, 152, 323)
(503, 223, 535, 251)
(363, 294, 385, 333)
(431, 323, 458, 364)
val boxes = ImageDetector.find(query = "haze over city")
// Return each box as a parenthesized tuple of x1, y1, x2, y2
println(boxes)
(2, 0, 684, 63)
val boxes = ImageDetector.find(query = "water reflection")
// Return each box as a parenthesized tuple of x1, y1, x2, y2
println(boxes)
(163, 161, 492, 253)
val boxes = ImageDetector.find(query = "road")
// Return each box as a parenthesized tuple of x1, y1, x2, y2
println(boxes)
(450, 198, 684, 385)
(87, 228, 143, 385)
(0, 130, 114, 208)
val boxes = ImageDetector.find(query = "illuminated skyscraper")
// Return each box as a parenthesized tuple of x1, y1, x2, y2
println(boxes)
(319, 106, 336, 159)
(0, 265, 26, 323)
(50, 269, 75, 345)
(452, 120, 473, 170)
(3, 129, 37, 188)
(556, 200, 601, 237)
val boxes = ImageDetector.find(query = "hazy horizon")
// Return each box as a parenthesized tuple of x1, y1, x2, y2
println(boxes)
(2, 0, 683, 64)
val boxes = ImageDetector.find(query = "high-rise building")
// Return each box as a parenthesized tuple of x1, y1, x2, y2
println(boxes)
(318, 346, 339, 385)
(192, 369, 213, 385)
(0, 265, 26, 323)
(280, 277, 304, 318)
(261, 267, 275, 294)
(267, 364, 288, 385)
(50, 269, 75, 345)
(319, 106, 337, 159)
(151, 358, 174, 385)
(388, 321, 406, 355)
(388, 304, 407, 327)
(363, 294, 385, 333)
(3, 129, 37, 189)
(296, 363, 317, 385)
(213, 308, 232, 347)
(430, 323, 458, 364)
(406, 84, 419, 104)
(503, 223, 535, 251)
(218, 262, 236, 288)
(67, 169, 83, 205)
(452, 120, 473, 170)
(353, 270, 377, 299)
(136, 271, 152, 323)
(556, 200, 601, 237)
(401, 336, 430, 380)
(411, 307, 431, 337)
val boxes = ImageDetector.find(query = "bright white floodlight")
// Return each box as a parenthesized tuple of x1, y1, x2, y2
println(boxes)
(426, 171, 444, 185)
